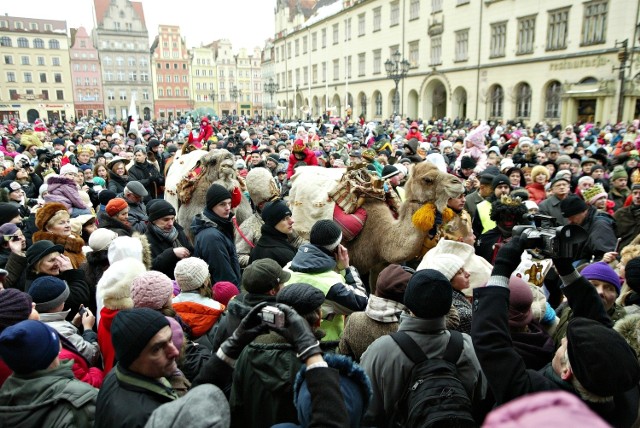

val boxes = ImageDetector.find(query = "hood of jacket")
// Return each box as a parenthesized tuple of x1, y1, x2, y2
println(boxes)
(289, 243, 336, 274)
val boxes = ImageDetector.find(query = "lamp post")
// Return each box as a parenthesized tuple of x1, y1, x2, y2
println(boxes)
(230, 85, 242, 118)
(264, 78, 279, 118)
(613, 39, 629, 123)
(209, 90, 216, 116)
(384, 50, 410, 117)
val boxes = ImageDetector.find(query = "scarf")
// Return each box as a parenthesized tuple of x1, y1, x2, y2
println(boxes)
(151, 223, 180, 248)
(202, 209, 234, 240)
(365, 295, 405, 323)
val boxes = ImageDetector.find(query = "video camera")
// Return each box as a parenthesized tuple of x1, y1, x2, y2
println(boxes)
(512, 214, 587, 258)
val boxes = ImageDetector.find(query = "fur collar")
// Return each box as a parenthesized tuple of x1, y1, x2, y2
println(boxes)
(614, 313, 640, 357)
(33, 230, 84, 253)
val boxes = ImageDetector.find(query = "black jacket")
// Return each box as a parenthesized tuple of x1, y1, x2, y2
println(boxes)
(145, 223, 193, 279)
(575, 206, 617, 264)
(107, 171, 128, 195)
(249, 224, 296, 267)
(97, 211, 132, 237)
(128, 161, 163, 201)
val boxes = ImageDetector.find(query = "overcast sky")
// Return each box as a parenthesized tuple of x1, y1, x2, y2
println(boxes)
(2, 0, 276, 51)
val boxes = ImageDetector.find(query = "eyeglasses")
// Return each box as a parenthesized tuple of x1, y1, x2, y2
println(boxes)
(3, 234, 22, 242)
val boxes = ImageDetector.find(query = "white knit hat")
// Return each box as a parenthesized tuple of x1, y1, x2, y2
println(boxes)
(88, 228, 118, 252)
(175, 257, 210, 292)
(59, 164, 78, 175)
(421, 254, 465, 281)
(108, 236, 143, 264)
(98, 258, 146, 310)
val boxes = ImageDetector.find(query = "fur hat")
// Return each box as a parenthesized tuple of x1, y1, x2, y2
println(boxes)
(427, 254, 466, 281)
(375, 264, 412, 304)
(0, 289, 33, 332)
(98, 258, 146, 310)
(309, 220, 342, 251)
(404, 269, 452, 319)
(131, 271, 173, 310)
(35, 202, 69, 231)
(27, 276, 69, 313)
(530, 165, 550, 181)
(174, 257, 209, 292)
(111, 308, 169, 369)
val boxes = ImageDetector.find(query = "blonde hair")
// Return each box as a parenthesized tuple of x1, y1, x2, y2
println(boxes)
(45, 210, 70, 232)
(617, 245, 640, 305)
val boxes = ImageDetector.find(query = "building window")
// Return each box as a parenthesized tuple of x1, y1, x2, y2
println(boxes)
(52, 57, 60, 66)
(56, 90, 64, 100)
(3, 55, 12, 65)
(129, 72, 137, 81)
(430, 36, 442, 66)
(48, 39, 60, 49)
(358, 13, 365, 36)
(373, 7, 381, 31)
(116, 57, 124, 67)
(409, 41, 419, 67)
(40, 73, 47, 83)
(37, 56, 45, 65)
(7, 72, 16, 82)
(9, 89, 17, 100)
(41, 90, 48, 100)
(105, 71, 113, 81)
(17, 37, 28, 48)
(490, 22, 507, 58)
(303, 66, 309, 85)
(410, 0, 420, 20)
(547, 8, 569, 50)
(490, 85, 504, 117)
(345, 18, 352, 41)
(517, 15, 536, 54)
(333, 59, 339, 81)
(287, 42, 292, 58)
(21, 56, 29, 65)
(103, 57, 112, 66)
(312, 64, 318, 83)
(360, 93, 367, 115)
(312, 32, 317, 50)
(158, 75, 163, 83)
(128, 57, 136, 66)
(545, 81, 562, 118)
(303, 35, 308, 53)
(373, 49, 381, 74)
(107, 90, 115, 100)
(333, 24, 339, 44)
(33, 38, 44, 49)
(321, 29, 327, 48)
(117, 72, 125, 81)
(24, 72, 32, 83)
(0, 36, 11, 47)
(390, 1, 400, 26)
(358, 53, 366, 76)
(346, 56, 352, 78)
(120, 90, 127, 100)
(295, 39, 299, 56)
(455, 29, 469, 61)
(515, 83, 532, 117)
(322, 62, 327, 82)
(54, 73, 62, 83)
(432, 0, 443, 13)
(167, 88, 172, 97)
(582, 1, 607, 46)
(375, 92, 382, 116)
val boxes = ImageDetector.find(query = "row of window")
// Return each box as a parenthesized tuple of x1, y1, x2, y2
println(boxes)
(156, 62, 188, 70)
(0, 20, 54, 32)
(75, 77, 99, 87)
(102, 56, 149, 68)
(157, 88, 189, 97)
(157, 75, 189, 83)
(103, 71, 149, 82)
(99, 40, 146, 51)
(486, 81, 562, 119)
(0, 36, 60, 49)
(4, 54, 61, 66)
(105, 90, 150, 101)
(8, 88, 64, 101)
(7, 71, 63, 83)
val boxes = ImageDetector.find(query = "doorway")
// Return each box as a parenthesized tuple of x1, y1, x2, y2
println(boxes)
(577, 99, 596, 123)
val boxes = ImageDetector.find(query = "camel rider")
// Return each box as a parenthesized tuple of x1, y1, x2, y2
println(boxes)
(382, 165, 405, 202)
(286, 139, 318, 179)
(362, 149, 383, 177)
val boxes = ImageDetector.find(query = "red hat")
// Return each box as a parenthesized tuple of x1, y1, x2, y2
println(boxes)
(106, 198, 128, 217)
(293, 139, 305, 153)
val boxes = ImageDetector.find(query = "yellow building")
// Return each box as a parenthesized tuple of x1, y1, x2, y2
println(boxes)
(189, 46, 218, 116)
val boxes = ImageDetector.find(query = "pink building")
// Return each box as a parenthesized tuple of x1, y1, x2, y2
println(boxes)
(69, 26, 104, 119)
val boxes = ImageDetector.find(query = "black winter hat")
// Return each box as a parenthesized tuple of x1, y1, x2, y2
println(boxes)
(0, 203, 20, 225)
(26, 240, 64, 270)
(261, 200, 292, 228)
(492, 174, 511, 190)
(567, 317, 640, 397)
(625, 257, 640, 293)
(460, 156, 477, 170)
(276, 283, 325, 315)
(560, 195, 588, 218)
(404, 269, 452, 319)
(27, 276, 69, 313)
(98, 189, 117, 206)
(147, 199, 176, 223)
(206, 184, 232, 210)
(112, 308, 169, 369)
(309, 220, 342, 251)
(381, 165, 400, 178)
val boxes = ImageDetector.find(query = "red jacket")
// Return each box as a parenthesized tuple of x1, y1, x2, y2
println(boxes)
(526, 182, 547, 204)
(59, 347, 104, 388)
(173, 301, 225, 338)
(287, 148, 318, 178)
(98, 307, 118, 374)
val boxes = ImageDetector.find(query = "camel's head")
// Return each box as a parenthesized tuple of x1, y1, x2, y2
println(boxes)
(405, 161, 465, 212)
(199, 149, 237, 184)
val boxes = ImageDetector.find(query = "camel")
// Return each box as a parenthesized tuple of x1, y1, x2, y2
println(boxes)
(165, 149, 252, 240)
(289, 162, 465, 273)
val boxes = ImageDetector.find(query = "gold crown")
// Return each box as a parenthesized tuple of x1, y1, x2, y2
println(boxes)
(500, 194, 523, 207)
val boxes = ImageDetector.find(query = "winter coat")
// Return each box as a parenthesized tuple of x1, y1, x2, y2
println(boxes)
(145, 223, 193, 279)
(172, 298, 225, 339)
(43, 175, 88, 210)
(97, 210, 132, 236)
(360, 314, 489, 427)
(78, 249, 109, 303)
(552, 301, 626, 349)
(464, 190, 484, 219)
(0, 360, 97, 427)
(2, 250, 27, 291)
(338, 295, 404, 362)
(95, 365, 178, 428)
(510, 320, 555, 371)
(284, 243, 368, 341)
(471, 280, 640, 428)
(526, 182, 547, 204)
(97, 307, 118, 374)
(574, 207, 618, 264)
(609, 187, 631, 212)
(614, 205, 640, 251)
(58, 344, 105, 389)
(107, 171, 128, 194)
(125, 199, 148, 234)
(24, 269, 91, 322)
(452, 290, 473, 334)
(128, 161, 162, 200)
(249, 223, 296, 267)
(40, 311, 101, 366)
(286, 148, 318, 178)
(32, 229, 86, 269)
(476, 228, 508, 265)
(538, 194, 569, 226)
(191, 211, 241, 287)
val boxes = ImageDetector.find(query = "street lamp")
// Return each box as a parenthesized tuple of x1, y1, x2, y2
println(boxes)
(264, 78, 279, 117)
(230, 85, 242, 117)
(384, 50, 410, 116)
(613, 39, 629, 123)
(209, 90, 216, 116)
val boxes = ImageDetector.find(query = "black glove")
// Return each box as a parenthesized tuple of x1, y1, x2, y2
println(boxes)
(551, 257, 575, 276)
(492, 236, 524, 278)
(220, 301, 269, 360)
(273, 303, 322, 362)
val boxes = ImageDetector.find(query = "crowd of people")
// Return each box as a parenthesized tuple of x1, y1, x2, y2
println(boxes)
(0, 114, 639, 427)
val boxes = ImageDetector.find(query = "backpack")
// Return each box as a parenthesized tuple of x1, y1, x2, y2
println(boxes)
(389, 330, 476, 428)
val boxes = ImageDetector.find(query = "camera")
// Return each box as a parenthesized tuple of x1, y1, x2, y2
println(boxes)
(259, 306, 285, 328)
(512, 214, 588, 258)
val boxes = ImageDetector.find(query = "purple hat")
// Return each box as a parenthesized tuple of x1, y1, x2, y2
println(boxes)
(581, 262, 621, 294)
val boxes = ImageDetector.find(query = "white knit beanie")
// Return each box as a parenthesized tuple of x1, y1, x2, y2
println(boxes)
(175, 257, 210, 292)
(98, 258, 147, 310)
(422, 254, 465, 281)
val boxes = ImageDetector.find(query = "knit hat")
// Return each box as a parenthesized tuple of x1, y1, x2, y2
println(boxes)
(460, 156, 477, 170)
(147, 200, 176, 223)
(106, 198, 128, 217)
(277, 283, 325, 315)
(125, 181, 148, 197)
(261, 200, 292, 228)
(59, 164, 78, 175)
(242, 258, 290, 294)
(111, 308, 169, 369)
(427, 254, 466, 281)
(88, 228, 118, 252)
(611, 165, 629, 181)
(174, 257, 209, 292)
(556, 155, 572, 165)
(35, 202, 69, 231)
(508, 275, 533, 329)
(0, 222, 19, 237)
(133, 145, 147, 154)
(98, 189, 117, 207)
(492, 174, 511, 190)
(213, 281, 239, 306)
(108, 236, 143, 264)
(625, 257, 640, 292)
(582, 183, 608, 205)
(581, 261, 621, 294)
(206, 184, 232, 210)
(381, 165, 400, 178)
(27, 276, 69, 313)
(309, 220, 342, 251)
(0, 289, 33, 332)
(403, 269, 452, 319)
(0, 320, 60, 374)
(0, 203, 20, 225)
(166, 316, 184, 352)
(375, 264, 412, 304)
(98, 258, 146, 310)
(131, 270, 174, 310)
(580, 158, 597, 167)
(26, 240, 64, 270)
(566, 317, 640, 397)
(560, 195, 587, 218)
